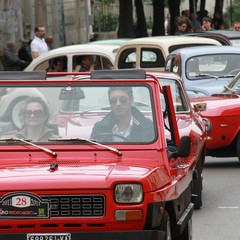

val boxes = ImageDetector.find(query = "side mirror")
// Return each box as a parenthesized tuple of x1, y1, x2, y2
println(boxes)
(194, 102, 207, 112)
(169, 136, 191, 159)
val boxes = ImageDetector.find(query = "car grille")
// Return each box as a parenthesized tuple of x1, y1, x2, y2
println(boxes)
(41, 194, 105, 217)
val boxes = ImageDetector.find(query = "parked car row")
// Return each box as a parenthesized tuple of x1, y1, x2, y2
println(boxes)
(2, 31, 240, 238)
(24, 35, 221, 72)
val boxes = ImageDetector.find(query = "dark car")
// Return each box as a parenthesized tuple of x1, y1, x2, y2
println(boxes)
(185, 30, 240, 46)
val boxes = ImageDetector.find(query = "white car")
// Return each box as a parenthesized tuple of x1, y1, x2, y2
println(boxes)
(114, 36, 222, 71)
(24, 44, 119, 72)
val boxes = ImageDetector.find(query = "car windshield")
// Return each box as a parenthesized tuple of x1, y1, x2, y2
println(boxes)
(0, 84, 156, 144)
(186, 54, 240, 80)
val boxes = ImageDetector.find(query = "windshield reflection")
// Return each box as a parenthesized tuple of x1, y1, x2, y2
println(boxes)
(0, 84, 156, 144)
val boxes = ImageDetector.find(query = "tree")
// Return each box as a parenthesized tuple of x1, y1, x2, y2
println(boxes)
(152, 0, 165, 36)
(119, 0, 135, 37)
(189, 0, 196, 13)
(214, 0, 224, 16)
(134, 0, 148, 37)
(168, 0, 181, 35)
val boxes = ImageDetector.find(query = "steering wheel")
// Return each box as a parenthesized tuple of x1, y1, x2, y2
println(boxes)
(226, 69, 240, 75)
(93, 133, 128, 141)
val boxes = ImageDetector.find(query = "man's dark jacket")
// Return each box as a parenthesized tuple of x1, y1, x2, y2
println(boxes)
(90, 107, 154, 142)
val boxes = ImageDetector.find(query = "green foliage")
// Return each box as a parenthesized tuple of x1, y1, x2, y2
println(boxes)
(224, 1, 240, 27)
(98, 0, 116, 3)
(93, 14, 118, 32)
(232, 0, 240, 21)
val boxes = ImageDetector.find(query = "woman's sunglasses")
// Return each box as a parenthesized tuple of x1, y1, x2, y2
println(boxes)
(24, 109, 44, 118)
(109, 96, 128, 105)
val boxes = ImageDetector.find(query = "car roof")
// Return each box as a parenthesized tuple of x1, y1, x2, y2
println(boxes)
(28, 44, 118, 62)
(168, 45, 240, 56)
(185, 30, 240, 46)
(206, 30, 240, 39)
(118, 36, 221, 47)
(89, 38, 132, 46)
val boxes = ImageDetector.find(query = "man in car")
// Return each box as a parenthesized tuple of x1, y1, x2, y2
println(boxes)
(90, 86, 154, 142)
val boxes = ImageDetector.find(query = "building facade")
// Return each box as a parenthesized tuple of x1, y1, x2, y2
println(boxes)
(0, 0, 92, 54)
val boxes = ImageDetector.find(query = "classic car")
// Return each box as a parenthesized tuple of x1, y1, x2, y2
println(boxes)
(185, 30, 240, 46)
(0, 70, 206, 239)
(165, 45, 240, 98)
(113, 35, 221, 71)
(24, 43, 119, 72)
(191, 72, 240, 161)
(89, 38, 131, 46)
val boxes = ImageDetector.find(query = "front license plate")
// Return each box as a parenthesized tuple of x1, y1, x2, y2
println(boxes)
(27, 233, 71, 240)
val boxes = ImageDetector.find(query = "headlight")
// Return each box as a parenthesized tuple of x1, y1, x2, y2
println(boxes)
(114, 184, 143, 203)
(202, 118, 212, 133)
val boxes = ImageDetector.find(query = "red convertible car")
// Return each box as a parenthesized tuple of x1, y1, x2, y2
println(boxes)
(191, 72, 240, 161)
(0, 70, 206, 239)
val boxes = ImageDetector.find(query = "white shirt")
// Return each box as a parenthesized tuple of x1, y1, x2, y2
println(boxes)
(112, 116, 133, 142)
(31, 36, 48, 56)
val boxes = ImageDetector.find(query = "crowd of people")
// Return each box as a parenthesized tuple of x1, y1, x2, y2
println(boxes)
(173, 9, 240, 35)
(1, 25, 53, 71)
(2, 12, 240, 72)
(1, 24, 103, 73)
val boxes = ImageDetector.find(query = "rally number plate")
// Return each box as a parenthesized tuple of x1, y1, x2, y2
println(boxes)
(27, 233, 71, 240)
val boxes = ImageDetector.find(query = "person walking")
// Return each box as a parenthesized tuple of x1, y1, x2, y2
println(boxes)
(30, 25, 49, 59)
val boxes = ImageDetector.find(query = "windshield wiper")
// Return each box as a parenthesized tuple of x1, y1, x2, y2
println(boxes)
(219, 74, 235, 78)
(0, 137, 57, 157)
(195, 73, 218, 79)
(224, 86, 236, 94)
(49, 137, 122, 156)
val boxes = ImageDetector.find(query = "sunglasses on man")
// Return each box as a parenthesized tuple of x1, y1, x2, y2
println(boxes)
(109, 96, 129, 105)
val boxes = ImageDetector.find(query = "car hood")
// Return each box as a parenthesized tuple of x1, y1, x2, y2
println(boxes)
(190, 94, 240, 116)
(186, 78, 231, 96)
(0, 160, 170, 191)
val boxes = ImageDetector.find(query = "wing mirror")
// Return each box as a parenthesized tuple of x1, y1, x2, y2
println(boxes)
(194, 102, 207, 112)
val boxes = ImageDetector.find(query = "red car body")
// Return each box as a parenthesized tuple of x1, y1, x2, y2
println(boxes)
(190, 73, 240, 161)
(0, 70, 206, 240)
